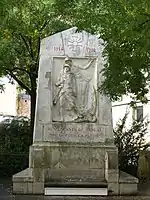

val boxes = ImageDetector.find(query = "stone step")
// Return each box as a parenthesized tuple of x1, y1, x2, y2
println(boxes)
(44, 187, 108, 196)
(44, 180, 107, 188)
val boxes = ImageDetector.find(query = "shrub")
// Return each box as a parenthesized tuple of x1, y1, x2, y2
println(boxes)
(114, 113, 149, 177)
(0, 118, 32, 177)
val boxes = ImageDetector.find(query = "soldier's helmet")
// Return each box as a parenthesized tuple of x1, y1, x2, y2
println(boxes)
(64, 56, 72, 67)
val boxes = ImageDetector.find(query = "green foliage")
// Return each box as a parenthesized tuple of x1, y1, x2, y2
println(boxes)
(0, 0, 72, 130)
(55, 0, 150, 102)
(114, 113, 149, 177)
(1, 0, 150, 103)
(0, 0, 71, 94)
(0, 118, 32, 177)
(0, 0, 150, 127)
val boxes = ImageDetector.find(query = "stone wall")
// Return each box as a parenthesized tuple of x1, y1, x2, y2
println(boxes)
(138, 150, 150, 179)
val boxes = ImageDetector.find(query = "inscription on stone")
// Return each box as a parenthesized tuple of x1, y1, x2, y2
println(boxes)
(53, 46, 96, 53)
(51, 126, 102, 132)
(44, 123, 106, 143)
(53, 46, 64, 52)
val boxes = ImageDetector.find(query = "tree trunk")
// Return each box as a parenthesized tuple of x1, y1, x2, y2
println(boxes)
(30, 66, 38, 133)
(30, 89, 36, 133)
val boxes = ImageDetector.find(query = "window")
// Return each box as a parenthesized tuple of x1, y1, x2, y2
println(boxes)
(136, 106, 143, 122)
(132, 106, 143, 122)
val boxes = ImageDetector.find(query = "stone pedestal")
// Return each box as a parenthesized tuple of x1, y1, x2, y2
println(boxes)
(29, 143, 117, 182)
(13, 142, 138, 195)
(12, 27, 138, 195)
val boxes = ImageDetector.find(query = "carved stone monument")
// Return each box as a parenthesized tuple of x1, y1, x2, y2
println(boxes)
(13, 27, 138, 195)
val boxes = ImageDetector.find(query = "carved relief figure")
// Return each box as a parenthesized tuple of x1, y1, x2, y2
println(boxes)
(53, 62, 78, 115)
(53, 57, 97, 122)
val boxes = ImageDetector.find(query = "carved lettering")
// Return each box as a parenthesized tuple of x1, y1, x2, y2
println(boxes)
(48, 125, 103, 133)
(86, 46, 96, 53)
(45, 124, 105, 142)
(53, 46, 64, 52)
(53, 46, 96, 53)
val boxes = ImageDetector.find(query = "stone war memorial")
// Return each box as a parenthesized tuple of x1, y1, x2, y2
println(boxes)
(13, 27, 138, 196)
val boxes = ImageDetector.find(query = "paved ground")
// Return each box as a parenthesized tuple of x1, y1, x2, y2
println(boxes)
(1, 178, 150, 200)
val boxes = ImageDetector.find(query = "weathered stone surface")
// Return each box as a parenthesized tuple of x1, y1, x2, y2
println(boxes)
(32, 168, 44, 182)
(119, 171, 138, 195)
(138, 150, 150, 179)
(107, 169, 119, 183)
(119, 183, 138, 195)
(59, 146, 90, 168)
(89, 147, 105, 169)
(47, 168, 105, 182)
(32, 182, 44, 194)
(44, 146, 52, 167)
(29, 146, 45, 168)
(33, 27, 111, 142)
(13, 168, 33, 182)
(106, 150, 118, 169)
(119, 171, 138, 183)
(43, 123, 110, 143)
(13, 182, 28, 194)
(29, 144, 111, 172)
(27, 182, 33, 194)
(108, 182, 119, 195)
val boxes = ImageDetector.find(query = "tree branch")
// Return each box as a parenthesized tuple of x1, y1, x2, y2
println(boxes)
(9, 61, 30, 75)
(40, 19, 50, 31)
(14, 48, 22, 55)
(138, 19, 150, 29)
(28, 37, 34, 59)
(8, 70, 31, 95)
(36, 36, 41, 63)
(140, 13, 150, 17)
(19, 34, 33, 59)
(11, 67, 31, 76)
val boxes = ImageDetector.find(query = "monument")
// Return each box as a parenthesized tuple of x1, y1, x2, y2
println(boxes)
(13, 27, 138, 195)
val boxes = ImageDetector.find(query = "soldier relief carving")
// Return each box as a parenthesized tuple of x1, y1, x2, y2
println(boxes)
(52, 56, 97, 122)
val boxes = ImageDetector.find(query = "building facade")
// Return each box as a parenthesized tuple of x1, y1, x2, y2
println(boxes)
(0, 77, 17, 116)
(17, 93, 30, 117)
(0, 77, 30, 117)
(112, 94, 150, 142)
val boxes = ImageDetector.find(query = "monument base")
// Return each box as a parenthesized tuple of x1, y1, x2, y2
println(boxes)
(12, 142, 138, 195)
(12, 169, 138, 195)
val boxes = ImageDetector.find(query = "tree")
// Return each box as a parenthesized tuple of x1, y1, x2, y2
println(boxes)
(114, 112, 149, 177)
(1, 0, 150, 131)
(53, 0, 150, 103)
(0, 117, 31, 176)
(0, 0, 71, 131)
